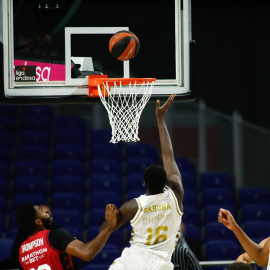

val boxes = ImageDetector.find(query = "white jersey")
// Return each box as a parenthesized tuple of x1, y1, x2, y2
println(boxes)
(129, 185, 183, 259)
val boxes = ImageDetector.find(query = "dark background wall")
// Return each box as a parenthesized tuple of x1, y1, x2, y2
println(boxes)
(1, 0, 270, 130)
(192, 0, 270, 129)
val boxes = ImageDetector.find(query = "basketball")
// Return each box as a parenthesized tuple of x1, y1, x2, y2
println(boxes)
(109, 30, 140, 61)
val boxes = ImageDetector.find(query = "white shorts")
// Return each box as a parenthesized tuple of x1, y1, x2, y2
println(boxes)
(108, 246, 174, 270)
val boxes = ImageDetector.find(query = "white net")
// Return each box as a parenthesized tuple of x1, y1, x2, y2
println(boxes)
(97, 80, 154, 144)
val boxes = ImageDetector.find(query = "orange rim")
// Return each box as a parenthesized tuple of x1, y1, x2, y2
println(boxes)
(89, 77, 156, 86)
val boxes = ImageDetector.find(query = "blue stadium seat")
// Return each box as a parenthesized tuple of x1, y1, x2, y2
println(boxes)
(87, 226, 123, 249)
(0, 146, 12, 163)
(0, 116, 16, 131)
(8, 211, 17, 229)
(182, 189, 199, 209)
(202, 188, 235, 207)
(5, 228, 18, 238)
(0, 104, 19, 118)
(87, 208, 106, 226)
(53, 144, 85, 161)
(12, 194, 46, 210)
(126, 173, 145, 192)
(242, 221, 270, 242)
(0, 196, 8, 216)
(53, 159, 85, 178)
(90, 129, 112, 144)
(126, 190, 146, 201)
(200, 172, 233, 191)
(14, 176, 47, 197)
(182, 206, 200, 227)
(52, 209, 84, 230)
(241, 204, 270, 223)
(126, 143, 159, 162)
(181, 172, 197, 191)
(0, 130, 14, 148)
(18, 129, 50, 147)
(89, 158, 121, 176)
(183, 223, 201, 243)
(203, 205, 236, 225)
(205, 240, 241, 261)
(14, 160, 47, 177)
(0, 215, 5, 234)
(89, 191, 122, 208)
(63, 227, 82, 239)
(90, 246, 121, 265)
(21, 105, 53, 118)
(55, 129, 86, 146)
(51, 192, 84, 210)
(20, 115, 52, 131)
(126, 157, 156, 174)
(84, 264, 111, 270)
(55, 115, 86, 131)
(90, 143, 122, 160)
(52, 175, 84, 195)
(0, 177, 9, 199)
(0, 161, 10, 179)
(16, 145, 49, 162)
(90, 174, 122, 193)
(204, 222, 237, 242)
(239, 187, 270, 206)
(0, 238, 15, 261)
(175, 157, 195, 175)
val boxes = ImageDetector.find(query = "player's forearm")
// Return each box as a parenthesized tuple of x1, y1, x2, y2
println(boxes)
(157, 117, 174, 160)
(84, 222, 113, 261)
(232, 225, 264, 265)
(157, 117, 180, 178)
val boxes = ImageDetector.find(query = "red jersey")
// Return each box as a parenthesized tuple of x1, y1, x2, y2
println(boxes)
(19, 230, 74, 270)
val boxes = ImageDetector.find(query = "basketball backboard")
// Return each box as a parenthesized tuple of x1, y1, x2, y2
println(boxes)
(1, 0, 196, 104)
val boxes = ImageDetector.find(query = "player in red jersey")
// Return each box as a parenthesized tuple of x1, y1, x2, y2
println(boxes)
(15, 201, 118, 270)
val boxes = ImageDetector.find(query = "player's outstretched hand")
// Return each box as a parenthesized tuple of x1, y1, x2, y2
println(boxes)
(156, 94, 176, 119)
(218, 208, 238, 231)
(105, 204, 119, 229)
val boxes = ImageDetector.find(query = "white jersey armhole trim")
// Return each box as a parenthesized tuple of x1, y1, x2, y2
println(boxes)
(130, 198, 142, 224)
(165, 185, 183, 216)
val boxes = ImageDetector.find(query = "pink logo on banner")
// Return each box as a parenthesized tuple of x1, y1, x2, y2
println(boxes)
(14, 59, 66, 81)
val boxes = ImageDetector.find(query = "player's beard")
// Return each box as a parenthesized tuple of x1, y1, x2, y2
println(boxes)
(42, 217, 54, 229)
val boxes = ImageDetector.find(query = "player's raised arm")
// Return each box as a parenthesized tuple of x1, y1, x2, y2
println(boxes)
(66, 204, 118, 261)
(156, 95, 184, 205)
(218, 208, 270, 267)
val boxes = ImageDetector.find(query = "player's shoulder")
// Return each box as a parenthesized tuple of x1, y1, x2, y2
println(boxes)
(166, 181, 183, 198)
(49, 228, 73, 239)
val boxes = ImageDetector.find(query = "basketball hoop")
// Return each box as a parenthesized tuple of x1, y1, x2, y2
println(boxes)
(89, 76, 156, 144)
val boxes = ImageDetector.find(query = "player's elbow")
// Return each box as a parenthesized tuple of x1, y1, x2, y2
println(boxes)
(257, 262, 267, 267)
(254, 256, 268, 267)
(80, 252, 97, 261)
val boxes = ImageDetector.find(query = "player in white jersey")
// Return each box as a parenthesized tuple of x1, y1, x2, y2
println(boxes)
(218, 208, 270, 269)
(109, 94, 184, 270)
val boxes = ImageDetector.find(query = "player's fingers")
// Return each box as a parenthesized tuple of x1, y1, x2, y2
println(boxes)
(156, 99, 160, 109)
(170, 94, 176, 101)
(166, 94, 175, 106)
(106, 204, 117, 211)
(219, 208, 229, 215)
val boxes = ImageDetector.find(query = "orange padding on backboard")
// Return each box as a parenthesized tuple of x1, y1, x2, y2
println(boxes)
(88, 75, 108, 98)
